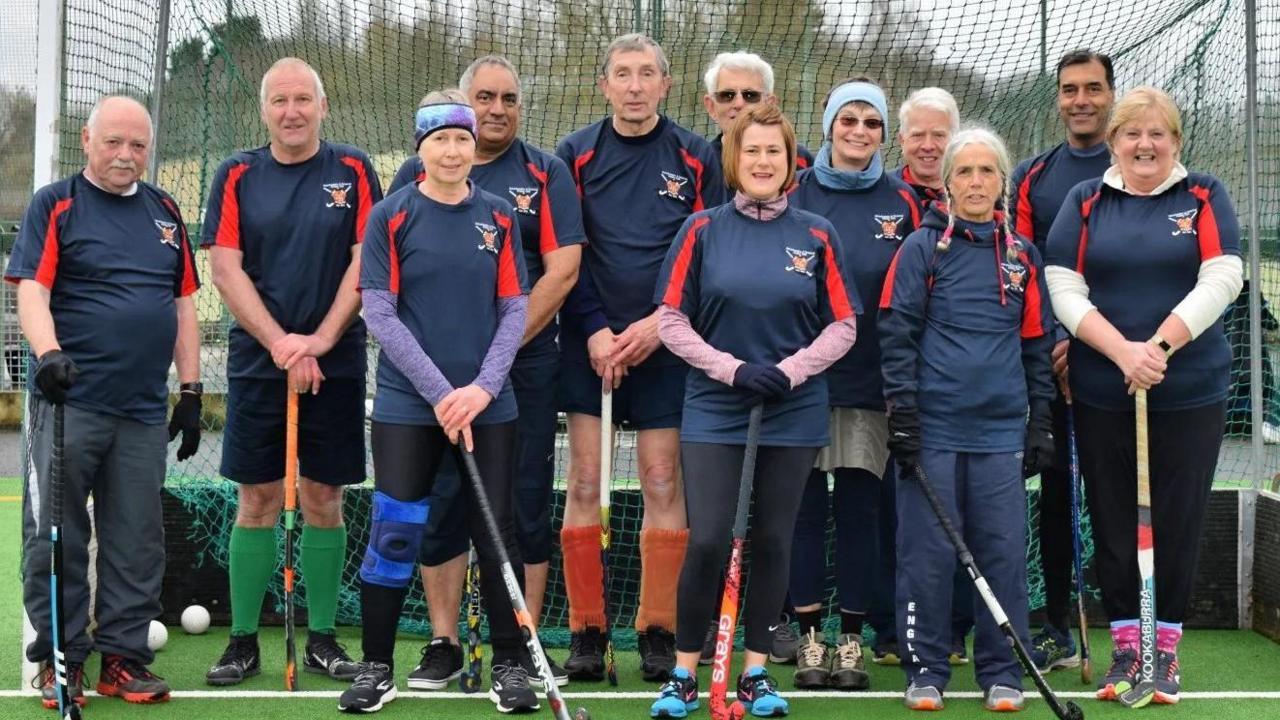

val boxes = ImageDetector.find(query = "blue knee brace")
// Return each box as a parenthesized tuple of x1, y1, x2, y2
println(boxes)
(359, 492, 430, 588)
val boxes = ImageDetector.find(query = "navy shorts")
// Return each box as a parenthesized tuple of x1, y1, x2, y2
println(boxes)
(220, 377, 366, 486)
(419, 359, 561, 565)
(559, 360, 687, 430)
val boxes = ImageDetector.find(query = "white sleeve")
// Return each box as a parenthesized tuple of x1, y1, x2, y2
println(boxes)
(1170, 254, 1244, 339)
(1045, 265, 1097, 336)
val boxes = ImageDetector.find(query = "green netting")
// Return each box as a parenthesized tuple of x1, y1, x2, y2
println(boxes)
(11, 0, 1280, 642)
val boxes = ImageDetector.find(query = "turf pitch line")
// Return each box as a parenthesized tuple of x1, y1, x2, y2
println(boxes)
(4, 690, 1280, 699)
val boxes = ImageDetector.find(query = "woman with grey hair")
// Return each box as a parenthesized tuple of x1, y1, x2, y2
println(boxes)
(879, 127, 1056, 712)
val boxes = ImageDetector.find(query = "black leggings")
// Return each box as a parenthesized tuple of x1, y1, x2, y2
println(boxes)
(1073, 401, 1225, 624)
(362, 421, 523, 665)
(676, 442, 818, 655)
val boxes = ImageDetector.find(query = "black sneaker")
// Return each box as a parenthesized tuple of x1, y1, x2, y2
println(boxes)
(206, 633, 261, 686)
(407, 637, 463, 690)
(305, 630, 361, 680)
(1097, 647, 1141, 701)
(490, 660, 540, 713)
(338, 662, 396, 714)
(564, 628, 606, 681)
(97, 654, 170, 704)
(520, 649, 569, 688)
(699, 619, 718, 665)
(36, 660, 86, 709)
(872, 640, 901, 666)
(1154, 650, 1181, 705)
(638, 625, 677, 682)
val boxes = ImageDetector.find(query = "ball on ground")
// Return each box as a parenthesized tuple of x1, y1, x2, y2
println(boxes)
(181, 604, 211, 634)
(147, 620, 168, 651)
(572, 707, 591, 720)
(728, 701, 746, 720)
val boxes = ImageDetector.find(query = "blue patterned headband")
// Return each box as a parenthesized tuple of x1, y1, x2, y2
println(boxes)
(414, 102, 477, 148)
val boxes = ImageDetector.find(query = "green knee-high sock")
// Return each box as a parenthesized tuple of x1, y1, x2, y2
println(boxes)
(230, 526, 278, 636)
(301, 524, 347, 635)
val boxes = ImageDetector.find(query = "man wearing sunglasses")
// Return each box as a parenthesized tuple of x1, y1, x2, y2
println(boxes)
(702, 51, 813, 174)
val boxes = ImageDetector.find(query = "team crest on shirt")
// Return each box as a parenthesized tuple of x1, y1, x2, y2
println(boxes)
(785, 247, 816, 277)
(475, 222, 501, 253)
(154, 220, 179, 249)
(659, 171, 689, 201)
(509, 187, 539, 214)
(874, 214, 905, 240)
(323, 182, 353, 208)
(1001, 261, 1027, 293)
(1168, 208, 1198, 236)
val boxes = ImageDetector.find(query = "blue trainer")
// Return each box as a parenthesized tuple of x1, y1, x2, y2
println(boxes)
(1029, 624, 1079, 672)
(651, 666, 699, 718)
(738, 666, 788, 717)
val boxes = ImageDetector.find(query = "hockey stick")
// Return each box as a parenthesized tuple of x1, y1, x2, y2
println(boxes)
(283, 390, 299, 691)
(1065, 400, 1093, 684)
(460, 545, 483, 693)
(598, 381, 618, 686)
(709, 403, 764, 720)
(1119, 389, 1156, 708)
(911, 462, 1083, 720)
(49, 404, 82, 720)
(459, 448, 575, 720)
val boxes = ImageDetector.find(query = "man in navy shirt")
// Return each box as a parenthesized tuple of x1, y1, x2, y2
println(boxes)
(386, 58, 586, 689)
(890, 87, 959, 211)
(701, 51, 813, 174)
(201, 57, 382, 686)
(1008, 49, 1115, 673)
(7, 95, 201, 707)
(555, 33, 724, 683)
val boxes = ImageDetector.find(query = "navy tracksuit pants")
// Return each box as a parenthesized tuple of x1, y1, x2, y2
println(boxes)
(896, 448, 1030, 691)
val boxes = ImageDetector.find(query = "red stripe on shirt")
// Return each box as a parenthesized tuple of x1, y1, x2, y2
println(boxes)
(1075, 190, 1102, 275)
(572, 150, 595, 199)
(878, 246, 904, 310)
(898, 188, 921, 230)
(493, 210, 522, 298)
(340, 156, 374, 243)
(30, 198, 73, 289)
(661, 216, 710, 308)
(526, 162, 559, 255)
(160, 197, 200, 297)
(811, 227, 854, 321)
(1015, 162, 1045, 240)
(386, 210, 407, 294)
(679, 148, 706, 212)
(1188, 185, 1224, 260)
(214, 163, 250, 249)
(1019, 250, 1045, 338)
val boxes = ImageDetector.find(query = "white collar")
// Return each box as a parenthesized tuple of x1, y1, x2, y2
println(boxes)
(1102, 162, 1188, 196)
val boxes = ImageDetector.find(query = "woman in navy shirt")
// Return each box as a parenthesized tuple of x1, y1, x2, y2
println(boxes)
(649, 104, 859, 719)
(1045, 87, 1242, 705)
(880, 127, 1056, 713)
(340, 94, 535, 715)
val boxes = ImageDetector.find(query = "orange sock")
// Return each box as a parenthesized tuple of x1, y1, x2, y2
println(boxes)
(561, 525, 605, 632)
(635, 527, 688, 632)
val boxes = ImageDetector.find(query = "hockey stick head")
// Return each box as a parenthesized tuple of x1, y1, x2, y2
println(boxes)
(1118, 681, 1155, 708)
(1061, 700, 1085, 720)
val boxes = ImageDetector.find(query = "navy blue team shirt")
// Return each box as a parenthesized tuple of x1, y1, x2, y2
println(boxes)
(790, 168, 920, 410)
(1010, 141, 1111, 255)
(201, 141, 382, 379)
(6, 174, 200, 424)
(890, 165, 944, 213)
(556, 116, 726, 367)
(655, 202, 859, 446)
(1045, 173, 1241, 412)
(387, 138, 586, 364)
(361, 183, 529, 426)
(880, 207, 1056, 452)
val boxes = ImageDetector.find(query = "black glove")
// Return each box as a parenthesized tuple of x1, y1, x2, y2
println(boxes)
(1023, 399, 1055, 478)
(732, 363, 790, 399)
(168, 391, 203, 461)
(887, 405, 922, 474)
(34, 350, 79, 405)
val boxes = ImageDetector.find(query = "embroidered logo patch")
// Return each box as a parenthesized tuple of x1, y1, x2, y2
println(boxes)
(1168, 208, 1197, 236)
(659, 171, 689, 202)
(509, 187, 539, 214)
(1001, 261, 1026, 292)
(475, 222, 500, 253)
(154, 219, 179, 249)
(785, 247, 816, 277)
(323, 182, 352, 208)
(874, 213, 904, 240)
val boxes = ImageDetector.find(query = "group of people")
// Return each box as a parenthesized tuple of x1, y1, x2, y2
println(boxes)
(10, 28, 1241, 720)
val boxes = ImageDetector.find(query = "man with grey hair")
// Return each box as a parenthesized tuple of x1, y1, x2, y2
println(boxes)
(7, 94, 202, 707)
(387, 55, 585, 690)
(202, 56, 382, 686)
(701, 50, 813, 172)
(555, 32, 723, 683)
(891, 86, 961, 209)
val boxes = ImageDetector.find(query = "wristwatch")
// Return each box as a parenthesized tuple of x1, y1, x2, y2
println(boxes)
(1149, 334, 1174, 358)
(180, 382, 204, 395)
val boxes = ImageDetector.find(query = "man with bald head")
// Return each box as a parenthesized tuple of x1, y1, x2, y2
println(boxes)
(202, 57, 382, 686)
(7, 94, 202, 707)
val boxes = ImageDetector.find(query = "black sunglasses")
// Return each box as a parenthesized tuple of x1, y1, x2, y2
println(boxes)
(713, 89, 764, 104)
